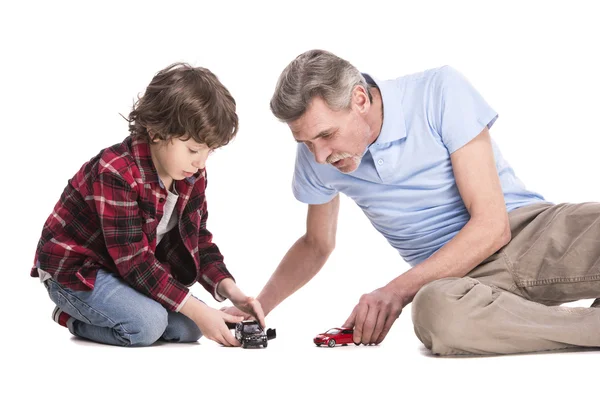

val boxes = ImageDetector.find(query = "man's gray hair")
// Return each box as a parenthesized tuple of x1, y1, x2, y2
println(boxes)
(270, 50, 369, 123)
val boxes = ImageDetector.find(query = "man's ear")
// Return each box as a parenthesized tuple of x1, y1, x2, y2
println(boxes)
(352, 85, 370, 114)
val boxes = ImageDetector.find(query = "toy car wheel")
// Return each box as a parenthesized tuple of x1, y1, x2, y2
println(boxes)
(263, 341, 268, 348)
(316, 343, 321, 347)
(328, 339, 336, 347)
(242, 341, 249, 349)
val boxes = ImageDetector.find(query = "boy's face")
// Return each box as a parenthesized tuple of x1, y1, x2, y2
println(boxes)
(150, 135, 211, 186)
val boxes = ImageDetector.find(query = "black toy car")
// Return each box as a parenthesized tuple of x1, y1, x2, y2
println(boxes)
(227, 320, 276, 348)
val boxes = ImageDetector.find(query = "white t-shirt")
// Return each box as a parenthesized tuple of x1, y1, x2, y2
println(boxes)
(156, 186, 179, 245)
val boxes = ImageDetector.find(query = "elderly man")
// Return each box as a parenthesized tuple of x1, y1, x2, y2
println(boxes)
(227, 49, 600, 355)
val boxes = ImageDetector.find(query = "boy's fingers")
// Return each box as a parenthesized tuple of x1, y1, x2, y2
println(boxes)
(216, 334, 231, 347)
(221, 328, 240, 347)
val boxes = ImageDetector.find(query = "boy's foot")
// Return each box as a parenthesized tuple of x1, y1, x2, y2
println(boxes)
(591, 299, 600, 308)
(52, 306, 72, 328)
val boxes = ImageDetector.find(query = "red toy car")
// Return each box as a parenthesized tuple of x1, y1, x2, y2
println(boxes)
(314, 328, 358, 347)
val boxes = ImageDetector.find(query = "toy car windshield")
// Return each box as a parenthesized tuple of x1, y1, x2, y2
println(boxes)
(243, 324, 263, 334)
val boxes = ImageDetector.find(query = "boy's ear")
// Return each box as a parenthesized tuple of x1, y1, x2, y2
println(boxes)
(148, 129, 159, 144)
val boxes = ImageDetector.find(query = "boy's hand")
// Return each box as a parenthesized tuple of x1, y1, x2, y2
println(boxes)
(217, 279, 267, 328)
(180, 297, 243, 347)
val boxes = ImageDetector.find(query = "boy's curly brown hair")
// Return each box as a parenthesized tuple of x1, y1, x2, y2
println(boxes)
(127, 62, 238, 148)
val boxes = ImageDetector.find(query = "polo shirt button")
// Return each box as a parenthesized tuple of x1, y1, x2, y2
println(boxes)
(159, 198, 165, 203)
(377, 159, 384, 165)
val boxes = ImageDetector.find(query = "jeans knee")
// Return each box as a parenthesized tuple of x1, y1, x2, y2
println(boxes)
(162, 312, 202, 343)
(124, 306, 169, 347)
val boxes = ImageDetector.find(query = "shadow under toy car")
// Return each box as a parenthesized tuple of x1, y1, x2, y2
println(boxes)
(227, 321, 276, 348)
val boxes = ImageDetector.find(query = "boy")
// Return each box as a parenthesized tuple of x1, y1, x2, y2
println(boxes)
(31, 62, 264, 347)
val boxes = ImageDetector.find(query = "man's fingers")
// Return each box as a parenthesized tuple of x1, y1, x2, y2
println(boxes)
(371, 311, 388, 345)
(222, 312, 245, 323)
(221, 306, 247, 319)
(375, 310, 400, 344)
(250, 300, 267, 328)
(343, 306, 357, 329)
(353, 304, 369, 344)
(361, 307, 379, 345)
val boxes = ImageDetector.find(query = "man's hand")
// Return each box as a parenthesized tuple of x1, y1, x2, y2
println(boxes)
(220, 305, 252, 320)
(217, 278, 266, 328)
(230, 297, 266, 328)
(343, 285, 405, 345)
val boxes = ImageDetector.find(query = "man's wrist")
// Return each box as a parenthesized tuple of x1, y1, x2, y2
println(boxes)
(256, 293, 274, 317)
(385, 275, 417, 305)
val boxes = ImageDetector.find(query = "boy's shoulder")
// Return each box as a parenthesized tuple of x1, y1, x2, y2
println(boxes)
(97, 136, 143, 177)
(75, 136, 153, 189)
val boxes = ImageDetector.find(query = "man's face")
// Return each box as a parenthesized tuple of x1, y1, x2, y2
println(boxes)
(289, 94, 372, 174)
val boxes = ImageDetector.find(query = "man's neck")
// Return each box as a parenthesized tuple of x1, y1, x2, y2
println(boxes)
(366, 87, 384, 145)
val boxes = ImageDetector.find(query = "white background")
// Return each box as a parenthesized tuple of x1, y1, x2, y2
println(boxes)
(2, 0, 599, 398)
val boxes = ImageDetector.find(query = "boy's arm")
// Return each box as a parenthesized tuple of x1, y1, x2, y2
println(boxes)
(193, 194, 235, 301)
(92, 172, 190, 312)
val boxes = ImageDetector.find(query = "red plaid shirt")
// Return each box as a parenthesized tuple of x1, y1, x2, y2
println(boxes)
(31, 136, 233, 311)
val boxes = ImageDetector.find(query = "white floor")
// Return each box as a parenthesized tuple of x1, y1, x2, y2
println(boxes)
(5, 2, 600, 399)
(9, 293, 598, 400)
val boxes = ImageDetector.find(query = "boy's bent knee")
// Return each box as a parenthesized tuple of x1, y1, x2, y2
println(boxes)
(122, 306, 169, 347)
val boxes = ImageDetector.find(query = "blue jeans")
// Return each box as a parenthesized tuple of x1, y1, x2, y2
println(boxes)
(45, 268, 202, 346)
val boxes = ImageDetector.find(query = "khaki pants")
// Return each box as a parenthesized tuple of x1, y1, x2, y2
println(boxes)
(412, 202, 600, 355)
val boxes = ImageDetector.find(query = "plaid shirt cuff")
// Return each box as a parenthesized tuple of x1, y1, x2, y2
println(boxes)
(156, 276, 191, 312)
(174, 291, 193, 313)
(200, 262, 234, 302)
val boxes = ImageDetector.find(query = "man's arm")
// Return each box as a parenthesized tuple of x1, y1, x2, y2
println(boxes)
(388, 126, 510, 304)
(257, 195, 340, 316)
(346, 127, 511, 344)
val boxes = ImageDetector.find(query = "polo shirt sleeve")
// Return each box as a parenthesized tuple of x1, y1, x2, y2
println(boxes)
(292, 143, 338, 204)
(430, 66, 498, 154)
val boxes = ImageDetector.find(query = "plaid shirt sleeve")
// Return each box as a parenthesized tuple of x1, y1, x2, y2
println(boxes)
(188, 171, 233, 301)
(93, 171, 190, 312)
(195, 195, 234, 302)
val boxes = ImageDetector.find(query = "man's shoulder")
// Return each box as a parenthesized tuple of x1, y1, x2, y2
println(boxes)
(293, 143, 337, 185)
(369, 66, 454, 103)
(294, 142, 322, 172)
(393, 65, 455, 86)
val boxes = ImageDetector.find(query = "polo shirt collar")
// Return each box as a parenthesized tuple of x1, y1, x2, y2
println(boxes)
(364, 73, 407, 145)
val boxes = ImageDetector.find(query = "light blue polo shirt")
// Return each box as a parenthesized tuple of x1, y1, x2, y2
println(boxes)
(292, 65, 547, 267)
